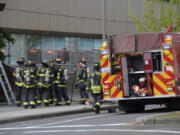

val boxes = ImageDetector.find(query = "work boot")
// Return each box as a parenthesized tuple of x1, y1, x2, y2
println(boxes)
(55, 103, 63, 106)
(94, 105, 100, 114)
(31, 105, 36, 109)
(24, 105, 28, 109)
(44, 103, 49, 106)
(17, 103, 21, 107)
(65, 103, 71, 105)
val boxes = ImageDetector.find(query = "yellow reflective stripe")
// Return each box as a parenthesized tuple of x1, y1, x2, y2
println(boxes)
(23, 102, 29, 105)
(57, 84, 65, 87)
(58, 102, 63, 104)
(30, 75, 35, 77)
(25, 85, 35, 88)
(78, 80, 84, 82)
(30, 101, 35, 105)
(39, 74, 45, 76)
(54, 99, 57, 102)
(54, 81, 60, 83)
(43, 99, 49, 103)
(16, 101, 21, 104)
(37, 100, 42, 104)
(66, 100, 71, 103)
(49, 99, 53, 101)
(96, 102, 101, 106)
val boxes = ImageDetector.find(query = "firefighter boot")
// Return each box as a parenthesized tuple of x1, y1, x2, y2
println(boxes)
(31, 105, 36, 109)
(94, 105, 100, 114)
(16, 101, 21, 107)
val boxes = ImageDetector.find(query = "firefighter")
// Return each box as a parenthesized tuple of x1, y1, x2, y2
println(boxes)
(13, 58, 25, 106)
(87, 62, 102, 114)
(76, 60, 89, 104)
(22, 60, 37, 109)
(37, 60, 54, 106)
(54, 58, 71, 106)
(49, 57, 55, 104)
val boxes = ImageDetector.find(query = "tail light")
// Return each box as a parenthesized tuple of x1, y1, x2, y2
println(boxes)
(103, 81, 110, 95)
(166, 78, 173, 91)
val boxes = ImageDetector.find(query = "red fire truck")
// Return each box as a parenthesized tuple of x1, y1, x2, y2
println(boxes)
(100, 32, 180, 113)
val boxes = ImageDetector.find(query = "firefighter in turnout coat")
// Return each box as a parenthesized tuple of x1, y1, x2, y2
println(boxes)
(37, 60, 54, 106)
(13, 58, 25, 106)
(76, 60, 89, 104)
(22, 60, 37, 108)
(87, 62, 102, 114)
(53, 58, 70, 106)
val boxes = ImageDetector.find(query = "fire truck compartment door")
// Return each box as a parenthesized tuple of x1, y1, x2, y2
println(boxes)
(122, 57, 130, 97)
(143, 52, 152, 73)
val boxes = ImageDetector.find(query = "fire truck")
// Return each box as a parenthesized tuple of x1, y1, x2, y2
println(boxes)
(100, 32, 180, 113)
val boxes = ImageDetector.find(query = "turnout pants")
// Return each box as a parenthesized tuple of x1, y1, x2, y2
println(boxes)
(54, 84, 70, 105)
(78, 81, 89, 104)
(91, 93, 103, 106)
(23, 87, 36, 107)
(15, 86, 23, 105)
(37, 87, 50, 105)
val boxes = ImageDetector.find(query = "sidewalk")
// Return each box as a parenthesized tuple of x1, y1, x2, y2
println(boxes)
(0, 102, 117, 125)
(136, 111, 180, 125)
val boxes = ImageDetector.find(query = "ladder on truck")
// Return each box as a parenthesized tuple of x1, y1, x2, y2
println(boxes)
(0, 60, 16, 105)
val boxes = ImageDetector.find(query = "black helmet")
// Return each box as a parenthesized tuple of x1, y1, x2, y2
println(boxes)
(27, 60, 33, 66)
(94, 62, 100, 71)
(16, 58, 25, 65)
(41, 60, 49, 66)
(55, 58, 62, 64)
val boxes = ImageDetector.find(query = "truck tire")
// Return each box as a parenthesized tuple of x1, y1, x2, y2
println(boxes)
(118, 101, 145, 113)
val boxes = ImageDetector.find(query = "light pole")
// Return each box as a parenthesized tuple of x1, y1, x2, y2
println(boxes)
(102, 0, 106, 41)
(0, 3, 6, 11)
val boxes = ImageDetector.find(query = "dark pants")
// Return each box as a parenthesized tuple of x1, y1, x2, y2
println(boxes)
(38, 87, 50, 105)
(91, 93, 103, 106)
(49, 85, 55, 103)
(78, 81, 89, 103)
(54, 84, 70, 104)
(23, 87, 35, 107)
(16, 86, 22, 104)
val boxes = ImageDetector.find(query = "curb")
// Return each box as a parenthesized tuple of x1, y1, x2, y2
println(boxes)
(136, 112, 180, 125)
(0, 105, 118, 125)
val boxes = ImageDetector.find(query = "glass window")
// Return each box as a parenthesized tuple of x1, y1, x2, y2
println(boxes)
(94, 39, 102, 63)
(41, 36, 55, 61)
(81, 38, 94, 72)
(55, 37, 69, 64)
(26, 35, 42, 64)
(68, 37, 81, 71)
(10, 34, 26, 66)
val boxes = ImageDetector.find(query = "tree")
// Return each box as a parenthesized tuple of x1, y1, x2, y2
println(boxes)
(128, 0, 180, 32)
(0, 28, 15, 62)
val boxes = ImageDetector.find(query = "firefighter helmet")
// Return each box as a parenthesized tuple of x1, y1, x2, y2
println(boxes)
(94, 62, 100, 71)
(55, 58, 62, 64)
(16, 58, 25, 64)
(41, 60, 49, 66)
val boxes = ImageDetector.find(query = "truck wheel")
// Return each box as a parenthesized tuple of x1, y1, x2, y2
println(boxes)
(108, 108, 116, 113)
(118, 101, 145, 113)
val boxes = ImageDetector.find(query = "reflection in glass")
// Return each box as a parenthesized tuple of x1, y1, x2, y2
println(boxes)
(10, 34, 26, 65)
(41, 36, 55, 61)
(27, 35, 41, 64)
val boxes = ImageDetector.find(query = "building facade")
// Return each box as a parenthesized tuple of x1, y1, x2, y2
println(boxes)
(0, 0, 145, 72)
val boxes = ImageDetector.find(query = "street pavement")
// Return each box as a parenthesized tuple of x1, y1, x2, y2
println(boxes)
(0, 106, 180, 135)
(0, 102, 180, 127)
(0, 102, 117, 124)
